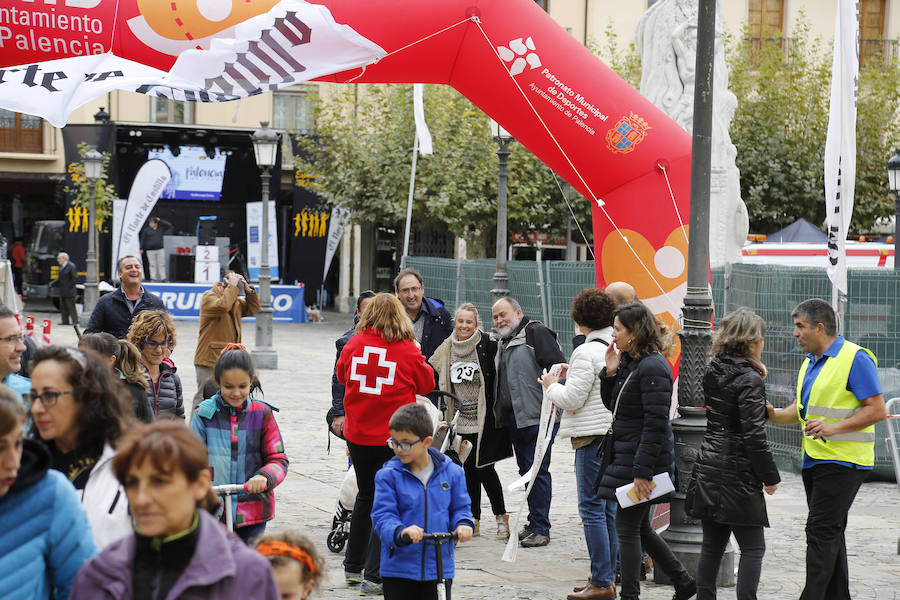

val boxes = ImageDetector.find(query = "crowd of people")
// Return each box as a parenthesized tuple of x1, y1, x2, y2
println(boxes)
(0, 258, 888, 600)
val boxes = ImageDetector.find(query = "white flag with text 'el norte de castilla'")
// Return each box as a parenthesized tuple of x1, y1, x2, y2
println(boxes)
(824, 0, 859, 295)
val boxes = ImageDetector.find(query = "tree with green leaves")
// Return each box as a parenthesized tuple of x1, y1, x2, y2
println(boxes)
(64, 142, 117, 232)
(294, 84, 592, 257)
(726, 19, 900, 235)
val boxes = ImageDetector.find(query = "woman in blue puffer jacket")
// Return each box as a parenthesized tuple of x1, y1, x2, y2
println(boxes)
(0, 384, 97, 600)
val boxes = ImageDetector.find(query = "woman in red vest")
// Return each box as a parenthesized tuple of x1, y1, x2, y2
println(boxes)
(336, 292, 435, 595)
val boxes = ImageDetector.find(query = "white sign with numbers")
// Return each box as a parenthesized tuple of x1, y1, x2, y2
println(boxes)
(194, 245, 219, 283)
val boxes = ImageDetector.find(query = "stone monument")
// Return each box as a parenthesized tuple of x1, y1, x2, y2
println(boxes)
(636, 0, 748, 267)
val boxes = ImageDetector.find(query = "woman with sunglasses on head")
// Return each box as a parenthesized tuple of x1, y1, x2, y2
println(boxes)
(29, 345, 134, 549)
(127, 310, 184, 419)
(335, 293, 435, 595)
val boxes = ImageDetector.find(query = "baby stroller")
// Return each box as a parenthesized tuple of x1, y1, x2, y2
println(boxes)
(326, 465, 357, 552)
(325, 393, 471, 553)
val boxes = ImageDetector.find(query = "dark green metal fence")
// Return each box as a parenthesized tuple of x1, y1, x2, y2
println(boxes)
(407, 257, 899, 480)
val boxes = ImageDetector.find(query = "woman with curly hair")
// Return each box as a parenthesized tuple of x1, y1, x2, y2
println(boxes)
(538, 288, 617, 599)
(29, 345, 133, 548)
(127, 309, 184, 418)
(78, 332, 152, 423)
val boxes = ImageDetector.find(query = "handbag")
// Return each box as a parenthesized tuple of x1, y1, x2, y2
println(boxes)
(596, 370, 634, 485)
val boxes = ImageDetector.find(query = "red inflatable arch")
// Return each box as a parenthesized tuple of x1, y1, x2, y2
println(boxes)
(311, 0, 692, 364)
(0, 0, 691, 365)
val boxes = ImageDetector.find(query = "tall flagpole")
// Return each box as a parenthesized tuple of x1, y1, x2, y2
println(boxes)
(400, 133, 419, 270)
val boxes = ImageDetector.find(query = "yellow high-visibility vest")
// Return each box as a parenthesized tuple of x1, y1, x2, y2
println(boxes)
(795, 340, 876, 466)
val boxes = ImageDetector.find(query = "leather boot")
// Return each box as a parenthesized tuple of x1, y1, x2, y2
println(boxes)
(567, 583, 616, 600)
(496, 514, 510, 539)
(573, 580, 591, 593)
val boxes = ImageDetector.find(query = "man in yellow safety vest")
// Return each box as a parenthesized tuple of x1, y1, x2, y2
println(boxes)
(768, 298, 886, 600)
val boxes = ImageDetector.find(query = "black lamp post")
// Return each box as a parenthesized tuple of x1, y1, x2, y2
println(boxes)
(658, 0, 734, 586)
(490, 119, 513, 302)
(80, 147, 103, 325)
(888, 148, 900, 270)
(250, 121, 280, 369)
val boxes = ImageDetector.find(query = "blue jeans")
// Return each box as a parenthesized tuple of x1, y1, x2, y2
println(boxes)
(505, 411, 558, 536)
(235, 522, 266, 545)
(575, 437, 617, 588)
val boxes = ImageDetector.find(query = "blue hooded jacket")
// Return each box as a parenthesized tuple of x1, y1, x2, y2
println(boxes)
(0, 439, 97, 599)
(371, 448, 473, 581)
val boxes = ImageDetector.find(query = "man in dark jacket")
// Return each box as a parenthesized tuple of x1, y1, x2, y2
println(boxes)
(139, 216, 173, 282)
(491, 296, 565, 548)
(329, 290, 377, 437)
(84, 255, 166, 339)
(393, 268, 452, 360)
(49, 252, 77, 326)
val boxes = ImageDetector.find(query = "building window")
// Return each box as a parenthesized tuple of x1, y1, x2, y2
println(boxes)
(273, 85, 318, 135)
(748, 0, 784, 38)
(0, 109, 42, 153)
(747, 0, 785, 65)
(150, 97, 195, 124)
(860, 0, 887, 65)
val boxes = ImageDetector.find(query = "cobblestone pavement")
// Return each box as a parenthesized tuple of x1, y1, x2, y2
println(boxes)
(39, 308, 900, 600)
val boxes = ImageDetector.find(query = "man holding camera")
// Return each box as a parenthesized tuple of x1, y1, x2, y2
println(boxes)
(191, 271, 260, 418)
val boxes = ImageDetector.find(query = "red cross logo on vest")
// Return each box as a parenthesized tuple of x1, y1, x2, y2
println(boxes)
(349, 346, 397, 394)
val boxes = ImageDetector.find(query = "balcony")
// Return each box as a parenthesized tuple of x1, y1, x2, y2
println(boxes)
(746, 37, 899, 68)
(860, 39, 900, 66)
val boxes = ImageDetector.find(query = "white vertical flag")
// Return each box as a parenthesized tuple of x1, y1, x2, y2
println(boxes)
(824, 0, 859, 294)
(413, 83, 433, 155)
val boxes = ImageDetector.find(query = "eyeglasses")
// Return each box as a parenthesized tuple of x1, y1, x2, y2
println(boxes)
(386, 436, 427, 451)
(28, 390, 74, 408)
(143, 339, 174, 350)
(397, 285, 422, 295)
(0, 332, 25, 345)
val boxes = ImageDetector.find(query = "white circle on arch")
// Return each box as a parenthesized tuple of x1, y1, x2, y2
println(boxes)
(196, 0, 233, 23)
(654, 246, 685, 279)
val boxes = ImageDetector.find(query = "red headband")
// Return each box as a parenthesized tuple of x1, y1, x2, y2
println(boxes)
(256, 540, 316, 575)
(220, 343, 246, 354)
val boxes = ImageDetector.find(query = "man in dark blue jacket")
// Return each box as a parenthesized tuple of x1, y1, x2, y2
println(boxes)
(328, 290, 377, 437)
(84, 255, 166, 339)
(393, 268, 452, 360)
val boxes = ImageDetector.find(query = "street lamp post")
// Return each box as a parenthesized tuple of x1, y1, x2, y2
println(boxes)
(250, 121, 280, 369)
(490, 119, 513, 302)
(888, 148, 900, 270)
(657, 0, 734, 586)
(80, 148, 103, 326)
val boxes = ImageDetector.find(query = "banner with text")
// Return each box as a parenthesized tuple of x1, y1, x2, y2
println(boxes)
(246, 201, 279, 282)
(143, 282, 306, 323)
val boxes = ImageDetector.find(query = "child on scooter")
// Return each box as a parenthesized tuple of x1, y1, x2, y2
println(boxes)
(371, 403, 474, 600)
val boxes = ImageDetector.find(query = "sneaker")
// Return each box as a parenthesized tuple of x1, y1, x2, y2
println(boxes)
(359, 580, 384, 596)
(520, 532, 550, 548)
(517, 523, 533, 541)
(345, 571, 362, 585)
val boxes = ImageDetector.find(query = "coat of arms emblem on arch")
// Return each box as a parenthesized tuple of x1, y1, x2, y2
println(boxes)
(606, 112, 652, 154)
